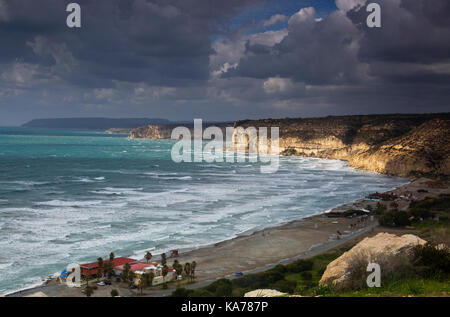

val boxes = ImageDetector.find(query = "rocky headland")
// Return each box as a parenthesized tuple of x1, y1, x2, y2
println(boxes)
(129, 113, 450, 178)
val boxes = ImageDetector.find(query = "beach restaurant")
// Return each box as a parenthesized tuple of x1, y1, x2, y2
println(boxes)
(80, 257, 136, 277)
(114, 262, 176, 285)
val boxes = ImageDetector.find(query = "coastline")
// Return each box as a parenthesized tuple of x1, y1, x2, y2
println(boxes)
(9, 176, 449, 297)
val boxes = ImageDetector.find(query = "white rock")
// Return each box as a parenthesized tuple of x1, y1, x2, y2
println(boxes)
(319, 233, 426, 290)
(244, 289, 287, 297)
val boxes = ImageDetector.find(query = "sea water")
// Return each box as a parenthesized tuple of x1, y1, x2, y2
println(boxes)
(0, 127, 408, 294)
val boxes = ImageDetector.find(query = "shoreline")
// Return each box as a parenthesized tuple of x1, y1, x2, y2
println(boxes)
(6, 177, 449, 297)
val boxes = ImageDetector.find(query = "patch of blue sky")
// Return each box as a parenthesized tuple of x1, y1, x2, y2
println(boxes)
(230, 0, 338, 32)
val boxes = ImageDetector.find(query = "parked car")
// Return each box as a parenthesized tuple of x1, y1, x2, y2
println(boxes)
(235, 272, 244, 277)
(97, 281, 106, 286)
(105, 280, 112, 285)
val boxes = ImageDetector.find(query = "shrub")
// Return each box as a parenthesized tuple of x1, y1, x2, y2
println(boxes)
(390, 202, 399, 209)
(343, 210, 366, 217)
(190, 289, 215, 297)
(110, 289, 119, 297)
(312, 285, 333, 296)
(171, 287, 194, 297)
(286, 260, 314, 273)
(379, 210, 410, 227)
(264, 271, 284, 284)
(300, 271, 313, 280)
(205, 279, 232, 297)
(270, 279, 297, 294)
(272, 264, 287, 274)
(412, 243, 450, 278)
(375, 202, 387, 215)
(232, 273, 266, 289)
(409, 208, 434, 220)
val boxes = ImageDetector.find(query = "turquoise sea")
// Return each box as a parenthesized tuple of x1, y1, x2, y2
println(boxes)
(0, 127, 408, 294)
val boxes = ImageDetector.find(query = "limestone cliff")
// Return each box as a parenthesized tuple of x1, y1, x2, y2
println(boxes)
(129, 122, 231, 140)
(129, 114, 450, 177)
(232, 114, 450, 177)
(129, 125, 173, 139)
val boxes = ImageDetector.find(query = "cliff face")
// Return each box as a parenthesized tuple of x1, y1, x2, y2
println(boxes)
(129, 114, 450, 178)
(234, 114, 450, 177)
(129, 122, 231, 140)
(130, 125, 173, 139)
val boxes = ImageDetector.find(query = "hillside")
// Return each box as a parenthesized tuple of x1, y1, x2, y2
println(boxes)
(22, 118, 171, 130)
(130, 113, 450, 177)
(234, 114, 450, 177)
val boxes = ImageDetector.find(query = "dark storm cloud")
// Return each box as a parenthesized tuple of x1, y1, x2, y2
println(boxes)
(214, 0, 450, 117)
(0, 0, 264, 86)
(0, 0, 449, 125)
(225, 7, 364, 85)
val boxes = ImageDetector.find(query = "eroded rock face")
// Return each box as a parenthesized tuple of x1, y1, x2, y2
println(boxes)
(128, 114, 450, 177)
(129, 125, 173, 139)
(234, 115, 450, 177)
(319, 233, 426, 290)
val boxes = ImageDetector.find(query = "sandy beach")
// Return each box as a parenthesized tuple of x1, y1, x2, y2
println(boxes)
(6, 177, 449, 297)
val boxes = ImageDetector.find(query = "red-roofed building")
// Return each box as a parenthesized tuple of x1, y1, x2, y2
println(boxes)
(115, 262, 151, 272)
(80, 257, 136, 276)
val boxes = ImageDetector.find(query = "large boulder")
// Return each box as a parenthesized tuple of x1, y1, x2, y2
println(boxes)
(319, 233, 426, 290)
(244, 289, 287, 297)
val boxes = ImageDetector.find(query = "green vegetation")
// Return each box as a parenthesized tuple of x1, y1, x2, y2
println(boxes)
(110, 289, 119, 297)
(171, 257, 334, 297)
(378, 194, 450, 228)
(145, 251, 152, 263)
(343, 210, 367, 217)
(85, 285, 94, 297)
(171, 241, 450, 297)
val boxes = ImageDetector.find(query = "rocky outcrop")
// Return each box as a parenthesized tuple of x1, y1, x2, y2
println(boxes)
(233, 114, 450, 177)
(319, 233, 426, 290)
(128, 114, 450, 177)
(244, 289, 288, 297)
(130, 125, 173, 139)
(129, 122, 231, 140)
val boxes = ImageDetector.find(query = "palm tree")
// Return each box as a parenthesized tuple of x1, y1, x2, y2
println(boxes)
(109, 252, 115, 263)
(138, 276, 145, 295)
(162, 265, 169, 288)
(184, 263, 191, 282)
(86, 265, 92, 286)
(173, 261, 183, 285)
(128, 271, 135, 288)
(191, 261, 197, 281)
(161, 253, 167, 266)
(120, 263, 131, 282)
(103, 261, 113, 280)
(85, 285, 93, 297)
(97, 257, 104, 281)
(144, 272, 154, 288)
(162, 265, 169, 281)
(145, 251, 152, 263)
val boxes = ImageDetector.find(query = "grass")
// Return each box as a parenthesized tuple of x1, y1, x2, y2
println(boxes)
(171, 195, 450, 298)
(172, 239, 449, 297)
(335, 276, 449, 297)
(171, 248, 449, 297)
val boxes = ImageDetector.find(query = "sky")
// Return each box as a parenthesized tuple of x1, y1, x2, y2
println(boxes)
(0, 0, 449, 125)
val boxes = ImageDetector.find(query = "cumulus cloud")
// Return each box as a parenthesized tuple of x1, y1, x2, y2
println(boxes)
(263, 77, 294, 94)
(262, 14, 288, 27)
(335, 0, 366, 12)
